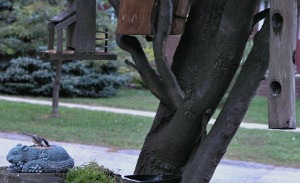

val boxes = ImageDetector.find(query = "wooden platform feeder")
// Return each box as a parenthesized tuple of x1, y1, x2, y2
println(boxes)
(116, 0, 190, 35)
(40, 0, 117, 61)
(38, 0, 117, 117)
(268, 0, 297, 129)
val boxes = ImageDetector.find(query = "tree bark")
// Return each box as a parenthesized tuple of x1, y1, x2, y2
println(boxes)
(110, 0, 271, 180)
(134, 0, 257, 175)
(181, 13, 270, 183)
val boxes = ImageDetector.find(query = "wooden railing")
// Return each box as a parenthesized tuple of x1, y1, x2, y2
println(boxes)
(95, 28, 109, 53)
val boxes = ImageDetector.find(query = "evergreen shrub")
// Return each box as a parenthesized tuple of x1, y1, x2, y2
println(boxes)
(0, 57, 128, 97)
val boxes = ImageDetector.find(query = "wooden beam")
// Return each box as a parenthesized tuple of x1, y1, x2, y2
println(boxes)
(268, 0, 297, 129)
(55, 15, 76, 30)
(47, 23, 56, 50)
(56, 29, 64, 53)
(38, 51, 117, 61)
(117, 0, 155, 35)
(171, 0, 190, 35)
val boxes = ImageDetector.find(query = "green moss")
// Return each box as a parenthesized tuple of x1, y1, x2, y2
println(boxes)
(65, 162, 117, 183)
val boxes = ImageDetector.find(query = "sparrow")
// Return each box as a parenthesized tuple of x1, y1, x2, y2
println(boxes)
(23, 133, 50, 147)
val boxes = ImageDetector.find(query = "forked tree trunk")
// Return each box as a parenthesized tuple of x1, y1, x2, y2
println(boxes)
(110, 0, 271, 182)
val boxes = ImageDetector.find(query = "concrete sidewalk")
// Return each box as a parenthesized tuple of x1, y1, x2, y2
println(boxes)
(1, 132, 300, 183)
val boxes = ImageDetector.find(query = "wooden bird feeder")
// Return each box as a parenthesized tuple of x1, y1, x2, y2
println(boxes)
(268, 0, 297, 129)
(40, 0, 117, 61)
(38, 0, 117, 117)
(116, 0, 190, 35)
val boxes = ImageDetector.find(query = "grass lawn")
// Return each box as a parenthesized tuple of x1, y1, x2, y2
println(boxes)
(61, 89, 300, 125)
(225, 127, 300, 168)
(13, 88, 299, 125)
(33, 88, 160, 112)
(0, 100, 152, 149)
(0, 99, 300, 168)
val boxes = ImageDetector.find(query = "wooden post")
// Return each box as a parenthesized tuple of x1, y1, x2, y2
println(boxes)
(74, 0, 96, 53)
(56, 29, 64, 53)
(47, 23, 55, 50)
(268, 0, 297, 129)
(51, 60, 62, 118)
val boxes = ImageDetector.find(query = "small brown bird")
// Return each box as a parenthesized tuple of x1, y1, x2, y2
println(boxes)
(23, 133, 50, 147)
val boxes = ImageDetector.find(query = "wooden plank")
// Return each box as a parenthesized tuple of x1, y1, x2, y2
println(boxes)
(268, 0, 297, 129)
(171, 0, 190, 35)
(117, 0, 155, 35)
(117, 0, 189, 35)
(0, 167, 66, 183)
(38, 51, 117, 61)
(50, 8, 75, 23)
(55, 15, 76, 30)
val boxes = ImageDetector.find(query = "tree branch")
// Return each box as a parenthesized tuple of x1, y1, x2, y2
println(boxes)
(124, 59, 138, 71)
(252, 8, 270, 28)
(182, 13, 270, 183)
(153, 0, 184, 109)
(116, 34, 173, 107)
(109, 0, 184, 110)
(108, 0, 177, 107)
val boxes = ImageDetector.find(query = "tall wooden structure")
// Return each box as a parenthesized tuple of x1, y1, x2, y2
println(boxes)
(268, 0, 297, 129)
(39, 0, 117, 117)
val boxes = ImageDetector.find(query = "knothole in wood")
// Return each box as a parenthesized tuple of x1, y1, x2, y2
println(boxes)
(272, 13, 283, 33)
(270, 81, 281, 97)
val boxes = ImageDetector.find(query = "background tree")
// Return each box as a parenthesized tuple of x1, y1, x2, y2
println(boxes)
(109, 0, 276, 182)
(0, 0, 129, 99)
(0, 0, 63, 58)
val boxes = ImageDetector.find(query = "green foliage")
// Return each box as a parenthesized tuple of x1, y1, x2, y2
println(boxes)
(0, 57, 128, 97)
(65, 161, 116, 183)
(0, 0, 153, 92)
(0, 0, 64, 56)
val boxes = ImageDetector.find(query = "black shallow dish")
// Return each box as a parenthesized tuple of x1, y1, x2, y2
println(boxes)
(123, 175, 181, 183)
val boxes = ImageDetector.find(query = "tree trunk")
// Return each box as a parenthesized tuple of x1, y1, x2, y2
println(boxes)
(110, 0, 271, 182)
(135, 0, 258, 176)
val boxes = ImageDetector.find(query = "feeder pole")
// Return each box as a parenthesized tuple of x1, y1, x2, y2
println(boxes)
(51, 59, 62, 118)
(268, 0, 297, 129)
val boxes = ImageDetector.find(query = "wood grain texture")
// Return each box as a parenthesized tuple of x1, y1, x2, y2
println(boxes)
(116, 0, 189, 35)
(268, 0, 297, 129)
(74, 0, 96, 53)
(117, 0, 155, 35)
